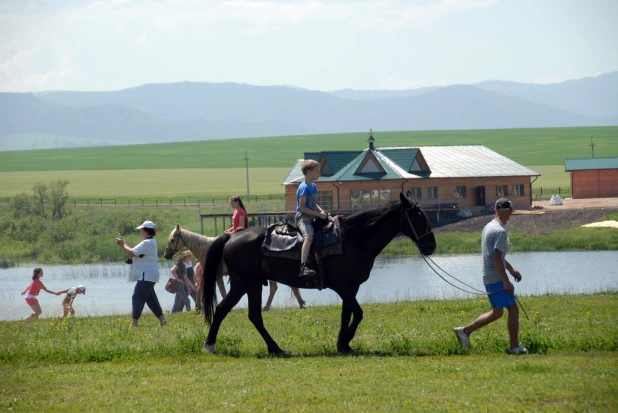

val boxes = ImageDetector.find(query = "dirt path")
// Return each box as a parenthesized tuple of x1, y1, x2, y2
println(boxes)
(437, 198, 618, 236)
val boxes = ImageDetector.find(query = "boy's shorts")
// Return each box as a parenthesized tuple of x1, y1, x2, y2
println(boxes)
(295, 213, 314, 238)
(485, 281, 517, 309)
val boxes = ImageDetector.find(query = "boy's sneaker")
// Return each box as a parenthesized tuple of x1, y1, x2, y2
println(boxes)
(453, 327, 470, 349)
(505, 342, 528, 355)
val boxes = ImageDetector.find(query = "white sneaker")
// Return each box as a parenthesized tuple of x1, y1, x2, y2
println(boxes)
(505, 342, 528, 355)
(453, 327, 470, 349)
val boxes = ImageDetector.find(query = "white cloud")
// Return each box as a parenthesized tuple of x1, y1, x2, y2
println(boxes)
(135, 30, 148, 48)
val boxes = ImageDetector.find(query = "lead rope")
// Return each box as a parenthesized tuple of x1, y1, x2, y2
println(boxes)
(420, 254, 530, 321)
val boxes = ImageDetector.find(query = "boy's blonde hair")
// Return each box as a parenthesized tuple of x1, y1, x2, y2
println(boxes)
(301, 160, 320, 176)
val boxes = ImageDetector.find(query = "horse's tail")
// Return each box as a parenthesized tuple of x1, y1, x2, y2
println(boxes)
(203, 233, 231, 326)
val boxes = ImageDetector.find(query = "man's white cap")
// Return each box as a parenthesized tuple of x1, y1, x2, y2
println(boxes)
(136, 220, 155, 229)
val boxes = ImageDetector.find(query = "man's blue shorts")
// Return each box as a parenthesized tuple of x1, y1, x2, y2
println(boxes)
(485, 281, 517, 309)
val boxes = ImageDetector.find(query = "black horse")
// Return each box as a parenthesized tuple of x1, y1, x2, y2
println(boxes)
(201, 192, 436, 354)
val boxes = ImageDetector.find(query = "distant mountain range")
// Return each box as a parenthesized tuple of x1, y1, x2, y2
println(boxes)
(1, 71, 617, 151)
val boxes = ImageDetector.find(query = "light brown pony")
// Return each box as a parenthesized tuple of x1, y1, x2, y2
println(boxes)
(164, 224, 304, 310)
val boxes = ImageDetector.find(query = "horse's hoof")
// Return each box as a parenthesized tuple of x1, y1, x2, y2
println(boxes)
(202, 343, 217, 354)
(337, 343, 353, 354)
(262, 306, 270, 312)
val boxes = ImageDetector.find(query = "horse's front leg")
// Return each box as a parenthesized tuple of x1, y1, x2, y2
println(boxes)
(203, 281, 245, 354)
(247, 286, 285, 354)
(335, 287, 362, 353)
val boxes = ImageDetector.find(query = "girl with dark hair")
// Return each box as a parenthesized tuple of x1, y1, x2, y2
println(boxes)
(225, 195, 248, 234)
(116, 220, 167, 327)
(21, 268, 59, 320)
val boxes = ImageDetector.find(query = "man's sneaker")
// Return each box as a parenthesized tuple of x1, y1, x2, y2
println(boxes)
(453, 327, 470, 349)
(299, 265, 316, 278)
(505, 342, 528, 355)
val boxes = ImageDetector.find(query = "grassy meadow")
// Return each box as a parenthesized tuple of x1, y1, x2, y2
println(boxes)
(1, 126, 615, 201)
(1, 293, 617, 411)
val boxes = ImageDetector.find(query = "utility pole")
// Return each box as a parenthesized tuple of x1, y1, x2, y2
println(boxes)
(589, 137, 596, 158)
(244, 151, 250, 201)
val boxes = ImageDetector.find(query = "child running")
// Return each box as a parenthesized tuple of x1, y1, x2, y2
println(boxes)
(20, 268, 59, 320)
(57, 285, 86, 317)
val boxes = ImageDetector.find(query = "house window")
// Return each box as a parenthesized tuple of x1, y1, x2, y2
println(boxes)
(316, 191, 333, 210)
(350, 189, 392, 211)
(409, 187, 422, 200)
(496, 185, 508, 197)
(425, 187, 438, 199)
(454, 186, 467, 199)
(513, 184, 525, 197)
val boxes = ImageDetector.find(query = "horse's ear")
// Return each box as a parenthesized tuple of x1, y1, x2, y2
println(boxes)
(175, 223, 180, 231)
(403, 190, 417, 206)
(400, 192, 410, 206)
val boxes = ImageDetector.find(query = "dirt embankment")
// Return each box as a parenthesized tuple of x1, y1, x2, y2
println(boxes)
(436, 198, 618, 236)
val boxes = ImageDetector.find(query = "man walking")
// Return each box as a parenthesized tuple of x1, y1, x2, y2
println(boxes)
(454, 198, 528, 355)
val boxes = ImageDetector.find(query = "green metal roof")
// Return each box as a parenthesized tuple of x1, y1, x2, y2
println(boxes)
(378, 148, 419, 172)
(283, 145, 540, 184)
(565, 157, 618, 171)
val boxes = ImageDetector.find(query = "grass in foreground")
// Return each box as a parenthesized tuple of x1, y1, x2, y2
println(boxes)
(0, 294, 616, 412)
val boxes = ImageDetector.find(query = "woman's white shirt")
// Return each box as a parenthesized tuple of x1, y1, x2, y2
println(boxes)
(129, 238, 160, 282)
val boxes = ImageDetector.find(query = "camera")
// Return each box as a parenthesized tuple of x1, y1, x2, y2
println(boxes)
(125, 258, 133, 265)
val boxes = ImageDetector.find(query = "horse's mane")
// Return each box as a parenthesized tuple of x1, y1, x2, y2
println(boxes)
(177, 228, 218, 261)
(339, 200, 401, 237)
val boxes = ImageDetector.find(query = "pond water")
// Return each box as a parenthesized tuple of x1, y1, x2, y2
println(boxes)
(1, 251, 617, 321)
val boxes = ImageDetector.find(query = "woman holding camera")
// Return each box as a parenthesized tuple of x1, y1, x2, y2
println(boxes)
(116, 220, 167, 327)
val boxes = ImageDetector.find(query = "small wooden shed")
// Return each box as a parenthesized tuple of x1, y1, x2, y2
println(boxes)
(565, 157, 618, 199)
(282, 135, 540, 214)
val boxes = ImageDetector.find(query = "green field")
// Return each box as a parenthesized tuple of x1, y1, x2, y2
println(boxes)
(2, 294, 617, 411)
(0, 168, 290, 199)
(1, 126, 614, 200)
(1, 126, 616, 172)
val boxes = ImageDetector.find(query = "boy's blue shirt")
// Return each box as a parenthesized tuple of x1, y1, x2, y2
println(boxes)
(296, 180, 318, 213)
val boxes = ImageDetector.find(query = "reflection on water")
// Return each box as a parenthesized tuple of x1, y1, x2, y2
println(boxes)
(1, 251, 617, 321)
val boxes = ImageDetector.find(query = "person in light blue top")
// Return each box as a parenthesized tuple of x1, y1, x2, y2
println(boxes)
(453, 198, 527, 355)
(296, 159, 329, 277)
(116, 220, 167, 327)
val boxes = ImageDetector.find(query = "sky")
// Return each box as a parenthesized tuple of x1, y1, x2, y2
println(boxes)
(0, 0, 617, 92)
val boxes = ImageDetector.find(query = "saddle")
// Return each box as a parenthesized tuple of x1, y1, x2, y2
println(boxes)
(262, 215, 343, 288)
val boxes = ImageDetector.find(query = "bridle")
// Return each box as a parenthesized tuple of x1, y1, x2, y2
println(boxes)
(167, 231, 184, 255)
(402, 202, 433, 243)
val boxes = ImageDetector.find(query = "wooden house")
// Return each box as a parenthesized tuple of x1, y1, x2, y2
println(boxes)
(565, 157, 618, 198)
(282, 134, 540, 215)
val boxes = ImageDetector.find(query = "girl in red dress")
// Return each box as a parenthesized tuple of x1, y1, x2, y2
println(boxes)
(225, 195, 248, 234)
(21, 268, 59, 320)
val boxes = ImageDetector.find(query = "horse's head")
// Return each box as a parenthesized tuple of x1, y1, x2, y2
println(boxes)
(399, 192, 436, 256)
(164, 224, 186, 260)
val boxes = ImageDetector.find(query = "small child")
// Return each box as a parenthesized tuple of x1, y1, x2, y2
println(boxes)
(57, 285, 86, 317)
(21, 268, 58, 320)
(295, 159, 329, 277)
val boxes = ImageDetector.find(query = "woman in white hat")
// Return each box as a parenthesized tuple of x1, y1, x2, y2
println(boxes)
(116, 220, 167, 327)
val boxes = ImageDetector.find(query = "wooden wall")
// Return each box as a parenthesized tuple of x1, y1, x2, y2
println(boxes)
(285, 176, 534, 212)
(571, 169, 618, 198)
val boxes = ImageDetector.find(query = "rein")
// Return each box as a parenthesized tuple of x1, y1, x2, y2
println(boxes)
(420, 249, 530, 320)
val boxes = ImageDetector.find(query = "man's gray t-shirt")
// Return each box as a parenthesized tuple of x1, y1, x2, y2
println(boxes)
(481, 219, 508, 285)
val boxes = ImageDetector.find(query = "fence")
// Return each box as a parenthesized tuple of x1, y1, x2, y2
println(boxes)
(531, 186, 572, 201)
(0, 194, 285, 207)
